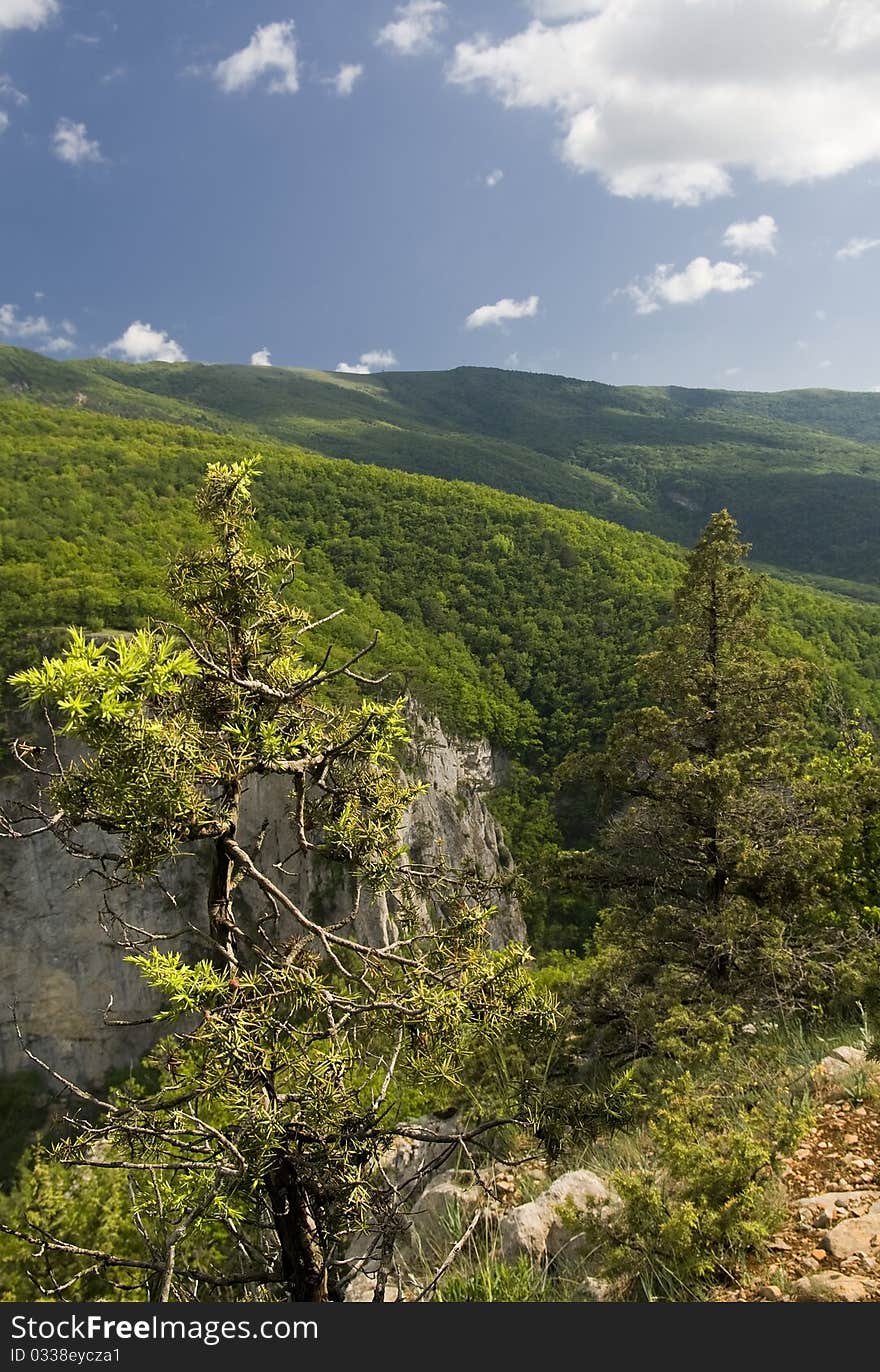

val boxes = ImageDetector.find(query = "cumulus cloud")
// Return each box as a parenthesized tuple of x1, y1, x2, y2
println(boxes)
(52, 118, 103, 165)
(621, 257, 759, 315)
(0, 303, 53, 338)
(0, 0, 58, 31)
(722, 214, 778, 256)
(378, 1, 447, 56)
(836, 235, 880, 260)
(250, 348, 272, 366)
(105, 321, 187, 363)
(331, 62, 363, 96)
(485, 168, 504, 187)
(465, 295, 540, 329)
(0, 303, 75, 352)
(214, 21, 299, 95)
(448, 1, 880, 206)
(336, 349, 398, 374)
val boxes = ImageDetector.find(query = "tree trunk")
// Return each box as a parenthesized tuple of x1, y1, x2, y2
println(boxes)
(265, 1156, 329, 1302)
(208, 780, 241, 971)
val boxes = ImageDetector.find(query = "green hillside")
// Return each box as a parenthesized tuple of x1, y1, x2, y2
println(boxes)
(4, 395, 880, 768)
(3, 347, 880, 591)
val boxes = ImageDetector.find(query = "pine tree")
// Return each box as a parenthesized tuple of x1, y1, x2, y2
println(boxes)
(580, 510, 880, 1053)
(2, 457, 548, 1301)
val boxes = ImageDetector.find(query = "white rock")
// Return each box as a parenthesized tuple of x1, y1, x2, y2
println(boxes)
(821, 1214, 880, 1260)
(813, 1046, 872, 1100)
(795, 1271, 870, 1302)
(410, 1171, 492, 1250)
(499, 1170, 617, 1265)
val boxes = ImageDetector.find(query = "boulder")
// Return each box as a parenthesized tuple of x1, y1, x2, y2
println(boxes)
(795, 1271, 871, 1302)
(820, 1214, 880, 1260)
(795, 1190, 880, 1213)
(377, 1114, 463, 1192)
(343, 1272, 379, 1303)
(409, 1170, 493, 1251)
(499, 1170, 617, 1265)
(812, 1046, 877, 1101)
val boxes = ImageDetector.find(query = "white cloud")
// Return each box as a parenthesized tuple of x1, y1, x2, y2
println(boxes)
(52, 118, 103, 165)
(250, 348, 272, 366)
(486, 167, 504, 187)
(722, 214, 778, 256)
(336, 349, 398, 374)
(465, 295, 540, 329)
(819, 358, 832, 368)
(836, 235, 880, 260)
(331, 62, 363, 96)
(359, 349, 398, 368)
(0, 111, 7, 135)
(504, 351, 521, 368)
(214, 21, 299, 95)
(621, 257, 759, 314)
(105, 321, 187, 363)
(0, 0, 58, 31)
(0, 74, 27, 105)
(448, 1, 880, 206)
(378, 1, 447, 56)
(723, 366, 742, 377)
(0, 303, 52, 338)
(0, 302, 76, 352)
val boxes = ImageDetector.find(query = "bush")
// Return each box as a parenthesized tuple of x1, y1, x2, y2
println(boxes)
(601, 1046, 810, 1301)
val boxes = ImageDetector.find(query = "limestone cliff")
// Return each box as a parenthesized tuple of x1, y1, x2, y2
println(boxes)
(0, 710, 523, 1086)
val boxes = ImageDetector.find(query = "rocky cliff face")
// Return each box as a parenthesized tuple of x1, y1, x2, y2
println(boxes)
(0, 711, 523, 1086)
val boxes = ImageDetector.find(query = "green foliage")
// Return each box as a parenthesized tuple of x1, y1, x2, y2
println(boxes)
(0, 1154, 150, 1301)
(437, 1254, 553, 1303)
(5, 386, 880, 938)
(576, 513, 880, 1051)
(6, 457, 551, 1301)
(6, 346, 880, 589)
(603, 1050, 809, 1301)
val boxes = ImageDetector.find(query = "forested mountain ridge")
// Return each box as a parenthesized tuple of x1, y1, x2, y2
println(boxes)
(3, 393, 880, 769)
(3, 346, 880, 592)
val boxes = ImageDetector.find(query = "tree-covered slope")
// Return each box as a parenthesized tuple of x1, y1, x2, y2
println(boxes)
(2, 347, 880, 590)
(4, 395, 880, 768)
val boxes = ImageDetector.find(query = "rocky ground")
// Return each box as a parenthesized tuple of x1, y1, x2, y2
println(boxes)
(715, 1046, 880, 1302)
(347, 1044, 880, 1302)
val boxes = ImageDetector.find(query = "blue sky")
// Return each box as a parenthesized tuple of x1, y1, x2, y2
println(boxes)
(2, 0, 880, 391)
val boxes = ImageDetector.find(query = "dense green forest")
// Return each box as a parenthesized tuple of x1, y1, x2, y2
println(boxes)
(3, 386, 880, 943)
(4, 364, 880, 1305)
(4, 346, 880, 591)
(4, 461, 880, 1305)
(5, 394, 880, 756)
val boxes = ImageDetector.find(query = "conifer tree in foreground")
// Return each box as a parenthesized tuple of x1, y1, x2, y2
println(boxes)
(2, 458, 547, 1301)
(581, 510, 880, 1054)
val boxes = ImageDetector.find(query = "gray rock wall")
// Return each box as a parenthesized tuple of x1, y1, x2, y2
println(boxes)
(0, 710, 523, 1086)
